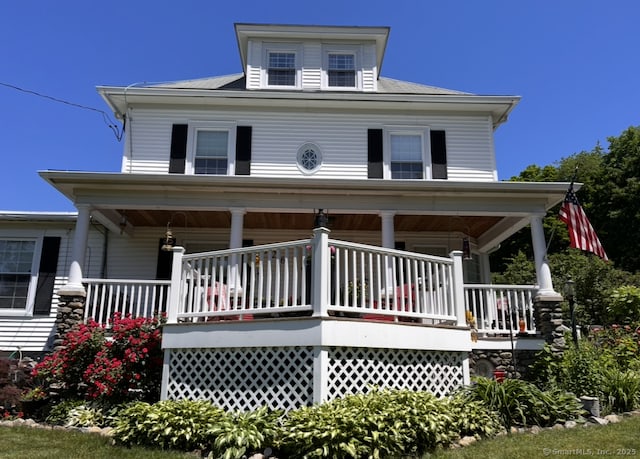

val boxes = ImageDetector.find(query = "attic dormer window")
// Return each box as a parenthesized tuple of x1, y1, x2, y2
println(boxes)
(322, 45, 361, 90)
(263, 44, 302, 89)
(268, 52, 296, 86)
(328, 54, 355, 87)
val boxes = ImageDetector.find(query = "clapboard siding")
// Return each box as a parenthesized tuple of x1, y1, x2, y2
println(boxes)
(246, 40, 262, 89)
(362, 43, 377, 91)
(302, 42, 322, 89)
(0, 224, 107, 353)
(124, 108, 495, 181)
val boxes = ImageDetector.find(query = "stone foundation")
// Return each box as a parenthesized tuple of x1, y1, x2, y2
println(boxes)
(533, 295, 568, 356)
(469, 349, 539, 380)
(52, 295, 86, 351)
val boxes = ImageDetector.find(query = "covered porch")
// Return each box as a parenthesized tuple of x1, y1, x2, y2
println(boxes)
(41, 173, 568, 409)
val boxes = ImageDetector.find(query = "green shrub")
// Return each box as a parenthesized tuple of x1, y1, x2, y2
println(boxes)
(607, 286, 640, 324)
(45, 399, 86, 425)
(207, 406, 281, 459)
(277, 388, 500, 458)
(113, 400, 226, 452)
(445, 395, 503, 438)
(458, 377, 584, 428)
(600, 367, 640, 413)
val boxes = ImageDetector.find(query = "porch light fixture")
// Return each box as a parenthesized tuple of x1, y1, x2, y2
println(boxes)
(161, 211, 187, 251)
(564, 277, 578, 345)
(161, 222, 176, 251)
(314, 209, 329, 229)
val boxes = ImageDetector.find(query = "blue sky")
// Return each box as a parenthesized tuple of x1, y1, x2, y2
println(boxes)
(1, 0, 638, 212)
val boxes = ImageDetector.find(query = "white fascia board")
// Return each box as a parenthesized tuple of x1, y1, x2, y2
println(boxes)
(0, 211, 77, 222)
(161, 318, 472, 351)
(96, 86, 520, 128)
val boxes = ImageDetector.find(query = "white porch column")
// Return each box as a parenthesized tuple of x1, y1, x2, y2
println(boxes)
(379, 211, 396, 249)
(530, 214, 559, 297)
(58, 204, 91, 296)
(451, 250, 467, 327)
(228, 208, 246, 293)
(380, 211, 396, 291)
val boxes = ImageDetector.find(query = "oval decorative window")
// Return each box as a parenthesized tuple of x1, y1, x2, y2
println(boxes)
(297, 142, 322, 174)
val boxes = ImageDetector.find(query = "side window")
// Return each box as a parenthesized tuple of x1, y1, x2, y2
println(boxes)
(0, 239, 37, 311)
(389, 132, 424, 179)
(194, 130, 229, 175)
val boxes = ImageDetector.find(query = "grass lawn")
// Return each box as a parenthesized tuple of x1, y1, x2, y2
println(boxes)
(0, 425, 194, 459)
(2, 416, 640, 458)
(429, 415, 640, 458)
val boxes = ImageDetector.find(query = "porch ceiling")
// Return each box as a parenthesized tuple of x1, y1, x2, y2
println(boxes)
(117, 209, 500, 239)
(40, 171, 571, 249)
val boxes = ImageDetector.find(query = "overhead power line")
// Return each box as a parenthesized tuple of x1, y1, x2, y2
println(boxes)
(0, 81, 123, 141)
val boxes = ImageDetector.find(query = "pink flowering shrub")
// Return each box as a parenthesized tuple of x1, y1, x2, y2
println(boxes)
(32, 313, 164, 403)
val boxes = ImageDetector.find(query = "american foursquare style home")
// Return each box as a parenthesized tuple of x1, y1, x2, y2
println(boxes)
(0, 24, 571, 411)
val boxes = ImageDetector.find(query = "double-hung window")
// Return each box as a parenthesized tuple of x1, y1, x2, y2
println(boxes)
(389, 132, 425, 179)
(268, 52, 296, 86)
(194, 130, 228, 175)
(263, 44, 301, 88)
(0, 239, 38, 312)
(322, 45, 360, 90)
(187, 123, 236, 175)
(328, 53, 356, 87)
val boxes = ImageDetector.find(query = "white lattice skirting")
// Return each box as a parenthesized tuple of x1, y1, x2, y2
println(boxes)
(164, 346, 465, 411)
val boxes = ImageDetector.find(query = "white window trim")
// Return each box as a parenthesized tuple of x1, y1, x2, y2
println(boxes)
(185, 121, 237, 176)
(383, 126, 431, 180)
(321, 44, 362, 91)
(262, 43, 303, 90)
(0, 235, 43, 317)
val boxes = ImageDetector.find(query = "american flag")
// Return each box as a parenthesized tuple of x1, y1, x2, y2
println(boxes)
(559, 184, 608, 260)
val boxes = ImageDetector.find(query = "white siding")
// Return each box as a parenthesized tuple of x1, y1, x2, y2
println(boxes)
(124, 107, 496, 181)
(362, 43, 377, 91)
(104, 228, 164, 280)
(245, 40, 262, 90)
(0, 223, 106, 353)
(302, 42, 322, 89)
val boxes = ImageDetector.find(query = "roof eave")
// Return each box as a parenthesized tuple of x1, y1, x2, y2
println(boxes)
(96, 85, 520, 127)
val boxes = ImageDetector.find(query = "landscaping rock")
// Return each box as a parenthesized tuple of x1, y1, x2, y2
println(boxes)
(529, 426, 541, 434)
(564, 420, 577, 429)
(590, 417, 609, 426)
(604, 414, 621, 424)
(551, 423, 564, 430)
(458, 436, 477, 447)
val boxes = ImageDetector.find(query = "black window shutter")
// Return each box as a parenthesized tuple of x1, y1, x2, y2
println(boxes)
(235, 126, 252, 175)
(430, 130, 448, 179)
(33, 237, 61, 315)
(367, 129, 384, 178)
(169, 124, 188, 174)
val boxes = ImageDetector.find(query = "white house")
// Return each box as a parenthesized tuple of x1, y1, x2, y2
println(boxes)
(1, 24, 569, 411)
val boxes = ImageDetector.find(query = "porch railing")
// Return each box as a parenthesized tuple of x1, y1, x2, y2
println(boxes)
(464, 284, 538, 335)
(167, 228, 467, 325)
(83, 278, 171, 325)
